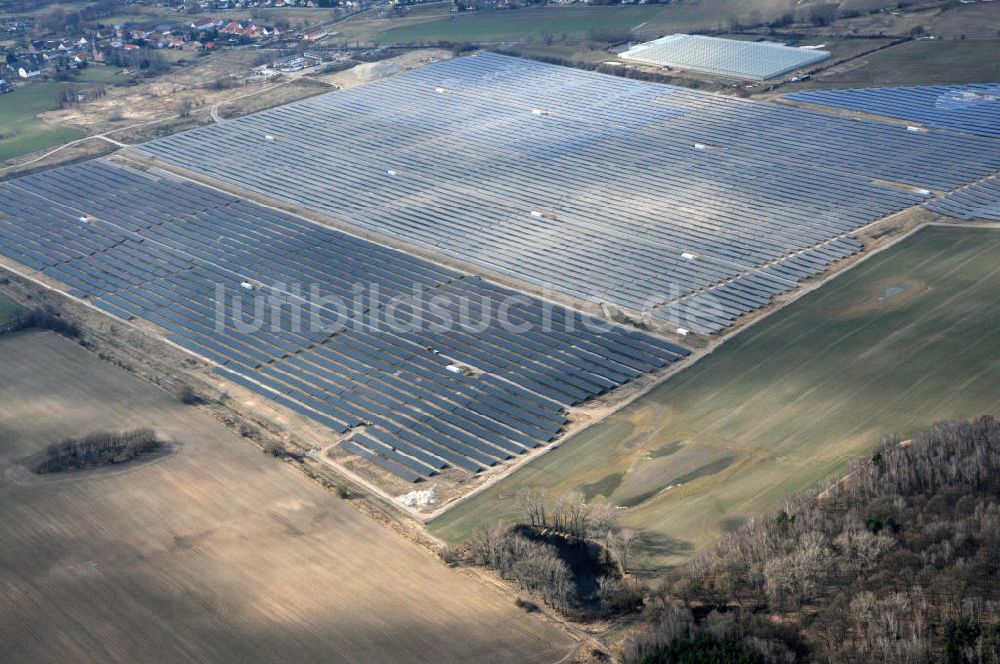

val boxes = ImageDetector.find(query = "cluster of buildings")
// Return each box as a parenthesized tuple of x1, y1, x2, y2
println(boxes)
(8, 38, 93, 80)
(172, 0, 384, 11)
(3, 16, 297, 83)
(182, 0, 330, 8)
(1, 0, 363, 92)
(3, 17, 33, 34)
(190, 16, 288, 41)
(268, 51, 325, 71)
(7, 29, 164, 81)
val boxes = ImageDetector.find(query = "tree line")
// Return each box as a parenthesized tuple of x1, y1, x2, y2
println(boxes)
(624, 416, 1000, 663)
(39, 1, 124, 35)
(0, 306, 80, 338)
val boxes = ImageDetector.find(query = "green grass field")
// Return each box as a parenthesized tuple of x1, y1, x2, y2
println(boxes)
(376, 6, 662, 44)
(787, 40, 1000, 91)
(0, 83, 86, 164)
(0, 293, 21, 325)
(430, 226, 1000, 572)
(634, 0, 792, 36)
(71, 66, 131, 84)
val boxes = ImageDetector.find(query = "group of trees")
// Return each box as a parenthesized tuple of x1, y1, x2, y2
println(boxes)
(470, 523, 578, 611)
(723, 2, 876, 32)
(39, 1, 123, 35)
(460, 490, 643, 616)
(0, 0, 55, 12)
(104, 46, 171, 74)
(517, 489, 640, 575)
(34, 428, 161, 474)
(626, 417, 1000, 663)
(47, 51, 170, 109)
(622, 605, 801, 663)
(55, 81, 108, 108)
(55, 83, 80, 108)
(806, 3, 841, 27)
(0, 307, 80, 338)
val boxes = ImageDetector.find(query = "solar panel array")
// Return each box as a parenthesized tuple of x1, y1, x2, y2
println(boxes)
(926, 178, 1000, 221)
(786, 84, 1000, 138)
(0, 159, 688, 482)
(135, 53, 1000, 334)
(620, 34, 830, 81)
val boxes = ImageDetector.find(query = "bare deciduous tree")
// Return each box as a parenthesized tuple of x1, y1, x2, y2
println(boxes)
(517, 488, 546, 528)
(586, 502, 619, 540)
(607, 528, 639, 576)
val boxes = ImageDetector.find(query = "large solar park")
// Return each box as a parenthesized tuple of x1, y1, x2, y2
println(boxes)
(1, 52, 999, 485)
(135, 53, 1000, 335)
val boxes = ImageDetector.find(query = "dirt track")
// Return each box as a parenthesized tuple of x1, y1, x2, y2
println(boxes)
(0, 331, 574, 664)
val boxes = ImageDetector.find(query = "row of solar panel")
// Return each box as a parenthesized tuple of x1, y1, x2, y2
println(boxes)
(130, 143, 885, 310)
(140, 128, 907, 261)
(0, 159, 688, 481)
(0, 179, 568, 474)
(926, 178, 1000, 221)
(786, 84, 1000, 139)
(135, 108, 903, 325)
(136, 53, 1000, 333)
(399, 55, 999, 188)
(654, 236, 864, 331)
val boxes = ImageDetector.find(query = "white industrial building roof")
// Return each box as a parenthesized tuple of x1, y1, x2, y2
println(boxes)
(620, 34, 831, 81)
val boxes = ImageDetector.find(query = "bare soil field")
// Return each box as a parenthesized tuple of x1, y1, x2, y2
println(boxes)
(634, 0, 925, 37)
(218, 77, 335, 120)
(0, 50, 335, 174)
(0, 330, 574, 663)
(40, 51, 258, 133)
(832, 2, 1000, 39)
(315, 48, 453, 89)
(39, 51, 319, 137)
